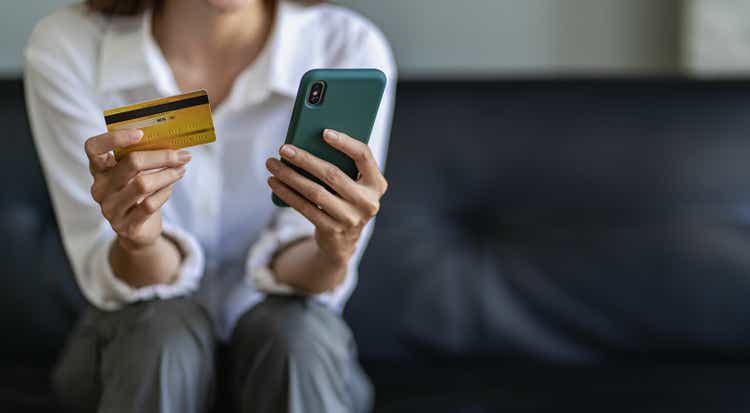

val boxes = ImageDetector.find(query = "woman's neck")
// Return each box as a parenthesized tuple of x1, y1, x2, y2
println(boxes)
(153, 0, 274, 69)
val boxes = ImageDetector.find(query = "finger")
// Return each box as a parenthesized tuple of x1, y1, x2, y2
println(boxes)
(110, 149, 192, 190)
(89, 152, 116, 176)
(85, 129, 143, 171)
(321, 129, 385, 190)
(104, 166, 185, 220)
(266, 158, 360, 225)
(268, 177, 339, 231)
(90, 175, 113, 204)
(125, 184, 175, 232)
(276, 146, 366, 205)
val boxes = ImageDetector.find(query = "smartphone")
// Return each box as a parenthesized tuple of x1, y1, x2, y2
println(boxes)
(272, 68, 387, 207)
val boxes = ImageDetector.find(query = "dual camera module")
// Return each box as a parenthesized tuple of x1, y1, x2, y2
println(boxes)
(308, 81, 326, 105)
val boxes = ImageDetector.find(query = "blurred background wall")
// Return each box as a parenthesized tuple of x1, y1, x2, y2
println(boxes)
(0, 0, 682, 79)
(683, 0, 750, 76)
(6, 1, 750, 79)
(339, 0, 681, 78)
(0, 0, 77, 76)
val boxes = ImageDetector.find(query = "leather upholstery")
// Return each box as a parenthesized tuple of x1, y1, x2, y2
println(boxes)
(347, 80, 750, 361)
(3, 79, 750, 367)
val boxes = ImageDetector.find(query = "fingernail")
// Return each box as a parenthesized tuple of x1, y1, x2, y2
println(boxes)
(266, 158, 279, 172)
(324, 129, 338, 141)
(178, 150, 192, 163)
(177, 166, 186, 176)
(280, 145, 296, 158)
(131, 129, 144, 141)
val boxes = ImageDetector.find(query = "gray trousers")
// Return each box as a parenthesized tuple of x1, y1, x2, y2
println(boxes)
(52, 296, 373, 413)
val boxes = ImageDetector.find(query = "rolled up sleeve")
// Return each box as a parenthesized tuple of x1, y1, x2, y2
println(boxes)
(86, 222, 204, 309)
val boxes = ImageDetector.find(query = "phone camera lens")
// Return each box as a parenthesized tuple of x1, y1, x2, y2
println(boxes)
(308, 81, 326, 105)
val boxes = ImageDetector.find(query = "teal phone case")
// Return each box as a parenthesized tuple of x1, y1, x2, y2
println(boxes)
(272, 68, 387, 207)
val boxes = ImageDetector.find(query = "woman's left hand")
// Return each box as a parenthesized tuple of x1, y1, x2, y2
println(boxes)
(265, 129, 388, 267)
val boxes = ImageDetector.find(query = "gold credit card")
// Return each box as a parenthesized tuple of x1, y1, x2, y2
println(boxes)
(104, 90, 216, 160)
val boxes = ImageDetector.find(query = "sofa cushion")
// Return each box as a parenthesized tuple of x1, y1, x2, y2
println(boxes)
(348, 80, 750, 361)
(0, 80, 83, 365)
(4, 78, 750, 365)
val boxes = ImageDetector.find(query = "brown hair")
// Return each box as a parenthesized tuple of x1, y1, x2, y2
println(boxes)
(87, 0, 318, 16)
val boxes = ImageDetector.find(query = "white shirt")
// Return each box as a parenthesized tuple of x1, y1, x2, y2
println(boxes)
(24, 1, 396, 339)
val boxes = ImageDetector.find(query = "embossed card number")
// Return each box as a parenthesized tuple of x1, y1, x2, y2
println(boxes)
(104, 90, 216, 160)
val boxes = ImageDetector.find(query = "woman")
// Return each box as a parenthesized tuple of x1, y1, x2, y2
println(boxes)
(24, 0, 395, 411)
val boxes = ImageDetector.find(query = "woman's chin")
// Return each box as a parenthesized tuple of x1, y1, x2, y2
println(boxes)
(205, 0, 262, 13)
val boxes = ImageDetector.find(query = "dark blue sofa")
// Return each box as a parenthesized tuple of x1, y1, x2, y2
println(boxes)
(3, 78, 750, 412)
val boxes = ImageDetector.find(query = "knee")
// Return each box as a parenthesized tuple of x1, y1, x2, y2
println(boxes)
(53, 298, 216, 411)
(105, 299, 216, 410)
(231, 296, 351, 361)
(116, 298, 215, 360)
(230, 297, 373, 412)
(95, 299, 213, 398)
(125, 298, 215, 374)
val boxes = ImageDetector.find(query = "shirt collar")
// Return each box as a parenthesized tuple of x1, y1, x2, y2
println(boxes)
(97, 0, 322, 106)
(264, 0, 326, 98)
(97, 11, 153, 93)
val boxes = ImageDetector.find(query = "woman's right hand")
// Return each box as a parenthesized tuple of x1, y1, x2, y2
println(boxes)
(85, 129, 191, 251)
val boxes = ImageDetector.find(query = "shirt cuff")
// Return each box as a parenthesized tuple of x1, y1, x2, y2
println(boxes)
(311, 257, 359, 311)
(83, 222, 205, 310)
(245, 224, 314, 295)
(245, 223, 358, 311)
